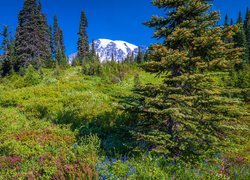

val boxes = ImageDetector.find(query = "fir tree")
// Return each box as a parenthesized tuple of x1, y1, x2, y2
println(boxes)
(136, 47, 144, 64)
(234, 12, 249, 64)
(230, 18, 234, 26)
(0, 26, 11, 76)
(122, 0, 244, 161)
(223, 14, 233, 43)
(14, 0, 51, 71)
(1, 26, 9, 57)
(77, 10, 89, 62)
(129, 52, 135, 63)
(45, 26, 55, 68)
(244, 8, 250, 64)
(53, 16, 67, 67)
(224, 14, 229, 27)
(36, 0, 52, 67)
(91, 40, 96, 57)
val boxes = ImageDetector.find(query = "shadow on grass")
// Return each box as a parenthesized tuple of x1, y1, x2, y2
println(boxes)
(53, 109, 135, 156)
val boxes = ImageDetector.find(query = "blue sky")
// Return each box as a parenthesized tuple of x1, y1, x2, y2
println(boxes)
(0, 0, 250, 55)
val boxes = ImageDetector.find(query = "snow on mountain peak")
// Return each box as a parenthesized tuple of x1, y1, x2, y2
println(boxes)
(68, 38, 147, 63)
(93, 38, 144, 62)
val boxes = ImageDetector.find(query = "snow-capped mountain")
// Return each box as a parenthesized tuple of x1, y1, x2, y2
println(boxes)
(68, 39, 147, 63)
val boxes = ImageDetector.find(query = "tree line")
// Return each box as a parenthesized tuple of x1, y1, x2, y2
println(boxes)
(0, 0, 91, 76)
(0, 0, 145, 77)
(224, 9, 250, 66)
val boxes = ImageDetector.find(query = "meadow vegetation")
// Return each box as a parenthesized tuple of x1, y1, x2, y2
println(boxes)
(0, 0, 250, 179)
(0, 64, 249, 179)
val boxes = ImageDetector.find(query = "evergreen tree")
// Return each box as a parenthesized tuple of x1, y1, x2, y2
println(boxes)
(91, 40, 96, 57)
(230, 18, 234, 26)
(53, 16, 67, 67)
(136, 47, 144, 64)
(14, 0, 51, 71)
(122, 0, 244, 161)
(223, 14, 233, 43)
(45, 26, 55, 68)
(0, 26, 11, 76)
(49, 26, 55, 58)
(234, 12, 249, 64)
(77, 10, 89, 62)
(244, 8, 250, 64)
(36, 0, 52, 67)
(129, 52, 135, 63)
(224, 14, 229, 27)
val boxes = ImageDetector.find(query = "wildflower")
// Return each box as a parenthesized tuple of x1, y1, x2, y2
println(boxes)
(105, 156, 109, 163)
(111, 158, 116, 163)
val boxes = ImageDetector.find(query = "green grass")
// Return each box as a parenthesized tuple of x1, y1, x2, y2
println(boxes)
(0, 66, 249, 179)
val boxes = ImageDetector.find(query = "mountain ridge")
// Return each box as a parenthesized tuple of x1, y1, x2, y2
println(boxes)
(68, 39, 147, 63)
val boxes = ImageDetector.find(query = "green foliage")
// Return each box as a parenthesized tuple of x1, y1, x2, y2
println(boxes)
(244, 8, 250, 64)
(0, 25, 14, 77)
(81, 57, 102, 76)
(0, 107, 99, 179)
(121, 0, 247, 162)
(23, 65, 42, 86)
(225, 64, 250, 101)
(14, 0, 52, 71)
(96, 153, 250, 179)
(53, 16, 67, 67)
(0, 66, 248, 179)
(234, 12, 249, 64)
(77, 10, 89, 61)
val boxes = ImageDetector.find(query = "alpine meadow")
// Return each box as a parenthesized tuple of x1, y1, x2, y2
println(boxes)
(0, 0, 250, 179)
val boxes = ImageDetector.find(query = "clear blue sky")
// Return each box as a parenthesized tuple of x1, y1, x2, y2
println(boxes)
(0, 0, 249, 55)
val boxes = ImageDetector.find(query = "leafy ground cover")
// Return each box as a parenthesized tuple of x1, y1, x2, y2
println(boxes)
(0, 66, 249, 179)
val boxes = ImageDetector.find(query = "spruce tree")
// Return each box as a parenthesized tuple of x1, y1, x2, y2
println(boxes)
(223, 14, 233, 43)
(45, 26, 55, 68)
(91, 40, 96, 57)
(77, 10, 89, 62)
(122, 0, 244, 161)
(224, 14, 229, 27)
(136, 47, 144, 64)
(129, 52, 134, 63)
(53, 16, 67, 67)
(230, 18, 234, 26)
(244, 8, 250, 64)
(0, 26, 11, 76)
(14, 0, 51, 71)
(234, 12, 249, 64)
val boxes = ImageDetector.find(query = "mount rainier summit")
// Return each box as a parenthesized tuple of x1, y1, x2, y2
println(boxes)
(68, 39, 147, 63)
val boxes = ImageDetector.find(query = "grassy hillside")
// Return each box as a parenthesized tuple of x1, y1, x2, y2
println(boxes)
(0, 66, 249, 179)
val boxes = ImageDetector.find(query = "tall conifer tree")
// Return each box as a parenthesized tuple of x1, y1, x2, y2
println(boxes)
(122, 0, 244, 161)
(77, 11, 89, 62)
(234, 12, 249, 64)
(230, 18, 234, 26)
(224, 14, 229, 27)
(136, 47, 144, 64)
(14, 0, 51, 71)
(0, 26, 12, 76)
(53, 16, 67, 67)
(244, 8, 250, 64)
(91, 40, 96, 57)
